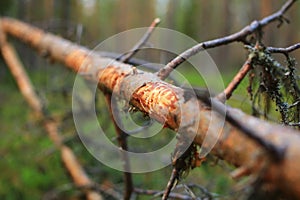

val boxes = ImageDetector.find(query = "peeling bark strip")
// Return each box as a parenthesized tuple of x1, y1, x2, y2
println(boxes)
(2, 17, 300, 198)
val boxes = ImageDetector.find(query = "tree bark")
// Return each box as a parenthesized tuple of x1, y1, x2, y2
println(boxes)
(2, 17, 300, 199)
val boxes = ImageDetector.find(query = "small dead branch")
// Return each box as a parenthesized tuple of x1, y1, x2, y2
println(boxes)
(288, 122, 300, 126)
(118, 18, 160, 63)
(267, 43, 300, 54)
(104, 94, 133, 200)
(156, 0, 296, 80)
(100, 51, 162, 72)
(134, 188, 192, 200)
(162, 168, 179, 200)
(163, 136, 203, 200)
(0, 26, 43, 116)
(216, 55, 254, 101)
(177, 183, 216, 199)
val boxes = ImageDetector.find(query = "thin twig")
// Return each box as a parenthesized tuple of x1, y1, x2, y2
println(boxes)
(118, 18, 160, 62)
(79, 183, 122, 200)
(134, 188, 192, 200)
(216, 55, 254, 101)
(267, 43, 300, 54)
(177, 183, 216, 199)
(156, 0, 297, 80)
(288, 122, 300, 126)
(100, 50, 180, 85)
(162, 137, 199, 200)
(104, 94, 133, 200)
(100, 51, 164, 72)
(162, 168, 179, 200)
(288, 100, 300, 109)
(182, 184, 197, 199)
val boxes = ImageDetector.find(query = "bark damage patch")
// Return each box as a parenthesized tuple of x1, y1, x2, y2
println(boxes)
(133, 82, 180, 128)
(113, 71, 182, 129)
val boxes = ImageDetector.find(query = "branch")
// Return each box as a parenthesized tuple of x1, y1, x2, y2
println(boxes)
(177, 183, 216, 199)
(104, 94, 133, 200)
(162, 168, 179, 200)
(99, 51, 169, 74)
(267, 43, 300, 54)
(134, 188, 192, 200)
(156, 0, 297, 80)
(162, 136, 201, 200)
(118, 18, 160, 62)
(99, 51, 180, 85)
(216, 54, 254, 101)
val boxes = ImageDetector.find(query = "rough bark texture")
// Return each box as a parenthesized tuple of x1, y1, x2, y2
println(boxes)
(2, 17, 300, 198)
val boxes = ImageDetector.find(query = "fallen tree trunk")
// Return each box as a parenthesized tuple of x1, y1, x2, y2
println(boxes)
(2, 17, 300, 198)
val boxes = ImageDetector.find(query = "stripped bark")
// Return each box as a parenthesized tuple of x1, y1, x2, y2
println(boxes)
(0, 24, 102, 200)
(2, 17, 300, 198)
